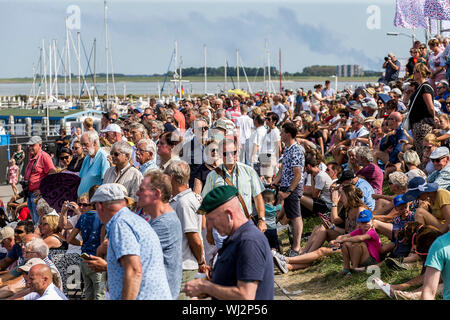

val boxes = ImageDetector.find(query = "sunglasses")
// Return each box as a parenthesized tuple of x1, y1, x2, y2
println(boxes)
(223, 150, 237, 156)
(143, 114, 151, 117)
(431, 157, 446, 163)
(59, 156, 70, 160)
(136, 148, 148, 154)
(110, 151, 121, 157)
(211, 148, 218, 153)
(78, 203, 90, 207)
(423, 146, 433, 150)
(14, 230, 24, 234)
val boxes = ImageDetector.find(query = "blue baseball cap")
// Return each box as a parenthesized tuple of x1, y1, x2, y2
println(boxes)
(357, 210, 373, 223)
(393, 194, 407, 207)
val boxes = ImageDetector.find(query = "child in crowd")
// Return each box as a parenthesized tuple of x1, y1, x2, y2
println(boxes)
(262, 189, 282, 253)
(331, 210, 381, 275)
(435, 113, 450, 147)
(7, 159, 19, 196)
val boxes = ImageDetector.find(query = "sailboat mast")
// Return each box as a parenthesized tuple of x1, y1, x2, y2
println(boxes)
(105, 0, 109, 110)
(204, 44, 207, 95)
(236, 49, 239, 90)
(54, 39, 58, 99)
(279, 48, 282, 93)
(77, 32, 81, 104)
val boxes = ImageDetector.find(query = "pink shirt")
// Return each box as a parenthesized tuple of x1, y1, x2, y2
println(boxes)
(350, 227, 382, 262)
(25, 151, 55, 192)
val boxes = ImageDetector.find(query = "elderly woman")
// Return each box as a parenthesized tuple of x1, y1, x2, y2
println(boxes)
(403, 149, 427, 182)
(355, 146, 383, 195)
(403, 177, 450, 233)
(422, 133, 441, 175)
(102, 140, 143, 201)
(427, 38, 447, 92)
(405, 63, 436, 162)
(373, 171, 409, 220)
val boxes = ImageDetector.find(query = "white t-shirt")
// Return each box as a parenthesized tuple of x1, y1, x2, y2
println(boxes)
(271, 103, 288, 124)
(260, 127, 281, 157)
(235, 115, 254, 144)
(314, 171, 333, 206)
(349, 126, 370, 140)
(247, 126, 267, 164)
(24, 283, 68, 300)
(302, 101, 310, 112)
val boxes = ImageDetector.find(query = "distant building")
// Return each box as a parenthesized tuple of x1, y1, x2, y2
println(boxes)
(336, 65, 364, 77)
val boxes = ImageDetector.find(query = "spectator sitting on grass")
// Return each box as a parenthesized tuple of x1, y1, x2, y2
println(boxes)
(333, 210, 381, 275)
(272, 184, 367, 273)
(372, 171, 409, 221)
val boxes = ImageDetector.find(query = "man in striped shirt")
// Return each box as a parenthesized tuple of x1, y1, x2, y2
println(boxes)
(226, 97, 242, 125)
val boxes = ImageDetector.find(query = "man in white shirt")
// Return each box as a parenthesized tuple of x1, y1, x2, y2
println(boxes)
(247, 115, 267, 173)
(235, 105, 254, 164)
(260, 112, 281, 183)
(22, 262, 67, 300)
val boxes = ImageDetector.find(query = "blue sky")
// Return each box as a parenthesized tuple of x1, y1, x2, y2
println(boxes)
(0, 0, 424, 77)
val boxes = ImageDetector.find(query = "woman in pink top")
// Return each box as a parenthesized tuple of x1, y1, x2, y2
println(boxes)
(8, 159, 19, 195)
(332, 209, 381, 275)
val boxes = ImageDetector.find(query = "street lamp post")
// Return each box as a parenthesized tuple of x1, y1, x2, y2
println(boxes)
(330, 75, 338, 92)
(386, 31, 416, 46)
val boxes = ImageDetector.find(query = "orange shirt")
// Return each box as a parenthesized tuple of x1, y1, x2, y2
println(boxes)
(24, 151, 55, 192)
(173, 109, 186, 132)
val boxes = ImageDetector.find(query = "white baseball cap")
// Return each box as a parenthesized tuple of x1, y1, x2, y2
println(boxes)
(101, 123, 122, 134)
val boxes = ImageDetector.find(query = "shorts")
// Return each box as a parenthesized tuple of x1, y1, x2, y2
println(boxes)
(359, 255, 377, 268)
(280, 184, 303, 220)
(313, 198, 330, 215)
(264, 228, 280, 251)
(259, 154, 278, 177)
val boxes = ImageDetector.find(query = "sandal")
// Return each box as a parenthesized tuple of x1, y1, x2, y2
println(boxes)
(340, 269, 352, 276)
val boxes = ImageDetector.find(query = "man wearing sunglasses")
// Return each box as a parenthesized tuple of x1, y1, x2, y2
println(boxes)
(427, 147, 450, 191)
(0, 221, 34, 273)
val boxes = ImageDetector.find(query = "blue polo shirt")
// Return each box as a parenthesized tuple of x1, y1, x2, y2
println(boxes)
(75, 210, 103, 256)
(77, 148, 110, 197)
(212, 220, 274, 300)
(355, 178, 376, 211)
(106, 207, 171, 300)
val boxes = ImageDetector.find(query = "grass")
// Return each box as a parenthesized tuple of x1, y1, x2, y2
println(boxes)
(273, 215, 425, 300)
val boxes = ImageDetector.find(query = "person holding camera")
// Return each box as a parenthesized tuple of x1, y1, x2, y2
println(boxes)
(382, 53, 401, 84)
(23, 136, 56, 227)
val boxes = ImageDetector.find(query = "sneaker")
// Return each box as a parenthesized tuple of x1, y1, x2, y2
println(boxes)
(273, 254, 289, 274)
(286, 248, 300, 257)
(271, 250, 286, 262)
(373, 277, 391, 298)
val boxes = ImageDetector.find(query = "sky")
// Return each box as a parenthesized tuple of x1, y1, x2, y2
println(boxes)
(0, 0, 430, 78)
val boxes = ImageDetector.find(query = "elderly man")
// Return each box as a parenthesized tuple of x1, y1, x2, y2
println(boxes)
(382, 53, 401, 83)
(157, 131, 182, 170)
(149, 120, 164, 143)
(101, 123, 125, 146)
(24, 136, 57, 225)
(103, 140, 143, 200)
(22, 263, 67, 300)
(164, 160, 205, 300)
(427, 147, 450, 191)
(136, 170, 182, 299)
(184, 185, 274, 300)
(129, 122, 148, 167)
(355, 146, 384, 195)
(135, 138, 158, 176)
(202, 139, 266, 234)
(78, 131, 110, 197)
(91, 183, 171, 300)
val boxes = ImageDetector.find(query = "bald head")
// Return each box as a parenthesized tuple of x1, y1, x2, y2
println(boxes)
(23, 233, 39, 244)
(388, 111, 402, 130)
(30, 264, 52, 279)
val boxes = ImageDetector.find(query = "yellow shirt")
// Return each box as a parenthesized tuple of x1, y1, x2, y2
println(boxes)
(431, 189, 450, 221)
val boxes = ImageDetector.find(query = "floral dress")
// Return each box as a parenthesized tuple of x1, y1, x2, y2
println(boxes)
(8, 165, 18, 184)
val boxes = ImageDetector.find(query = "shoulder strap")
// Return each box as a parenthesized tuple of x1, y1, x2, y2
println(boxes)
(114, 165, 133, 184)
(214, 167, 251, 220)
(26, 153, 41, 181)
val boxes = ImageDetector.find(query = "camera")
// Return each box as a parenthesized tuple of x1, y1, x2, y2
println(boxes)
(19, 180, 29, 192)
(384, 56, 391, 61)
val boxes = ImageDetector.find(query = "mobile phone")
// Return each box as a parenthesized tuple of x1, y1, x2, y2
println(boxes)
(80, 253, 92, 260)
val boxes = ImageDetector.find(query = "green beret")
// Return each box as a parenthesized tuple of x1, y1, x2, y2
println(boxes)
(197, 185, 239, 215)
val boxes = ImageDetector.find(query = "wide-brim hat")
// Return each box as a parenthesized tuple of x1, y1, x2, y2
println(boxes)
(402, 177, 439, 202)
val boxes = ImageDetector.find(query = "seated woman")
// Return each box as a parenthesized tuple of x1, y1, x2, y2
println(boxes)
(402, 177, 450, 233)
(273, 184, 367, 273)
(39, 213, 69, 254)
(372, 171, 408, 220)
(374, 225, 443, 300)
(403, 149, 427, 182)
(422, 133, 441, 175)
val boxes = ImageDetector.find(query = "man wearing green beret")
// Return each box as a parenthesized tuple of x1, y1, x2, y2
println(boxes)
(184, 185, 274, 300)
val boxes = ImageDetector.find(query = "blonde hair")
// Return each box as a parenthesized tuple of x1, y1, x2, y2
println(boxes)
(83, 117, 94, 130)
(424, 133, 441, 147)
(414, 63, 431, 79)
(439, 114, 449, 121)
(372, 119, 383, 128)
(403, 150, 421, 167)
(42, 214, 61, 233)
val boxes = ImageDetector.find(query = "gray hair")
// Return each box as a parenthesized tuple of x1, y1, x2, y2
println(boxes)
(82, 130, 99, 146)
(389, 171, 408, 189)
(36, 198, 53, 215)
(164, 160, 190, 186)
(404, 149, 421, 167)
(137, 138, 156, 155)
(216, 109, 225, 117)
(112, 140, 133, 158)
(27, 238, 49, 258)
(353, 114, 365, 124)
(130, 122, 146, 134)
(355, 146, 374, 163)
(152, 120, 164, 132)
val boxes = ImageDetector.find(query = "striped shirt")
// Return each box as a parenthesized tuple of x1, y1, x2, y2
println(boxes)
(202, 162, 264, 215)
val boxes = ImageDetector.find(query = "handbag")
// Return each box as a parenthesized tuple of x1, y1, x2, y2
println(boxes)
(214, 167, 258, 225)
(403, 82, 432, 131)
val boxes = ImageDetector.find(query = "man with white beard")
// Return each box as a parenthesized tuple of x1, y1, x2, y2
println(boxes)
(77, 131, 111, 197)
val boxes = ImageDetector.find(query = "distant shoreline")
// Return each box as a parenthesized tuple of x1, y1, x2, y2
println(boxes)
(0, 75, 379, 84)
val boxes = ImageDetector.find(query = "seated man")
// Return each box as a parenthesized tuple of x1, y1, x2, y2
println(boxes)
(373, 171, 409, 220)
(335, 170, 375, 211)
(378, 112, 406, 178)
(21, 263, 67, 300)
(301, 152, 333, 216)
(427, 147, 450, 191)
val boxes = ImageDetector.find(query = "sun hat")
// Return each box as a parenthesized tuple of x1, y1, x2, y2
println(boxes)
(402, 177, 439, 202)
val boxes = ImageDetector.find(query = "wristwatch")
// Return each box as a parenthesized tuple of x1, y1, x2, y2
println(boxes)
(331, 224, 336, 230)
(258, 217, 266, 222)
(331, 203, 338, 207)
(287, 189, 293, 193)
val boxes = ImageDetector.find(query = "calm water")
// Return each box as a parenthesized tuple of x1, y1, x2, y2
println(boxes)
(0, 80, 372, 97)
